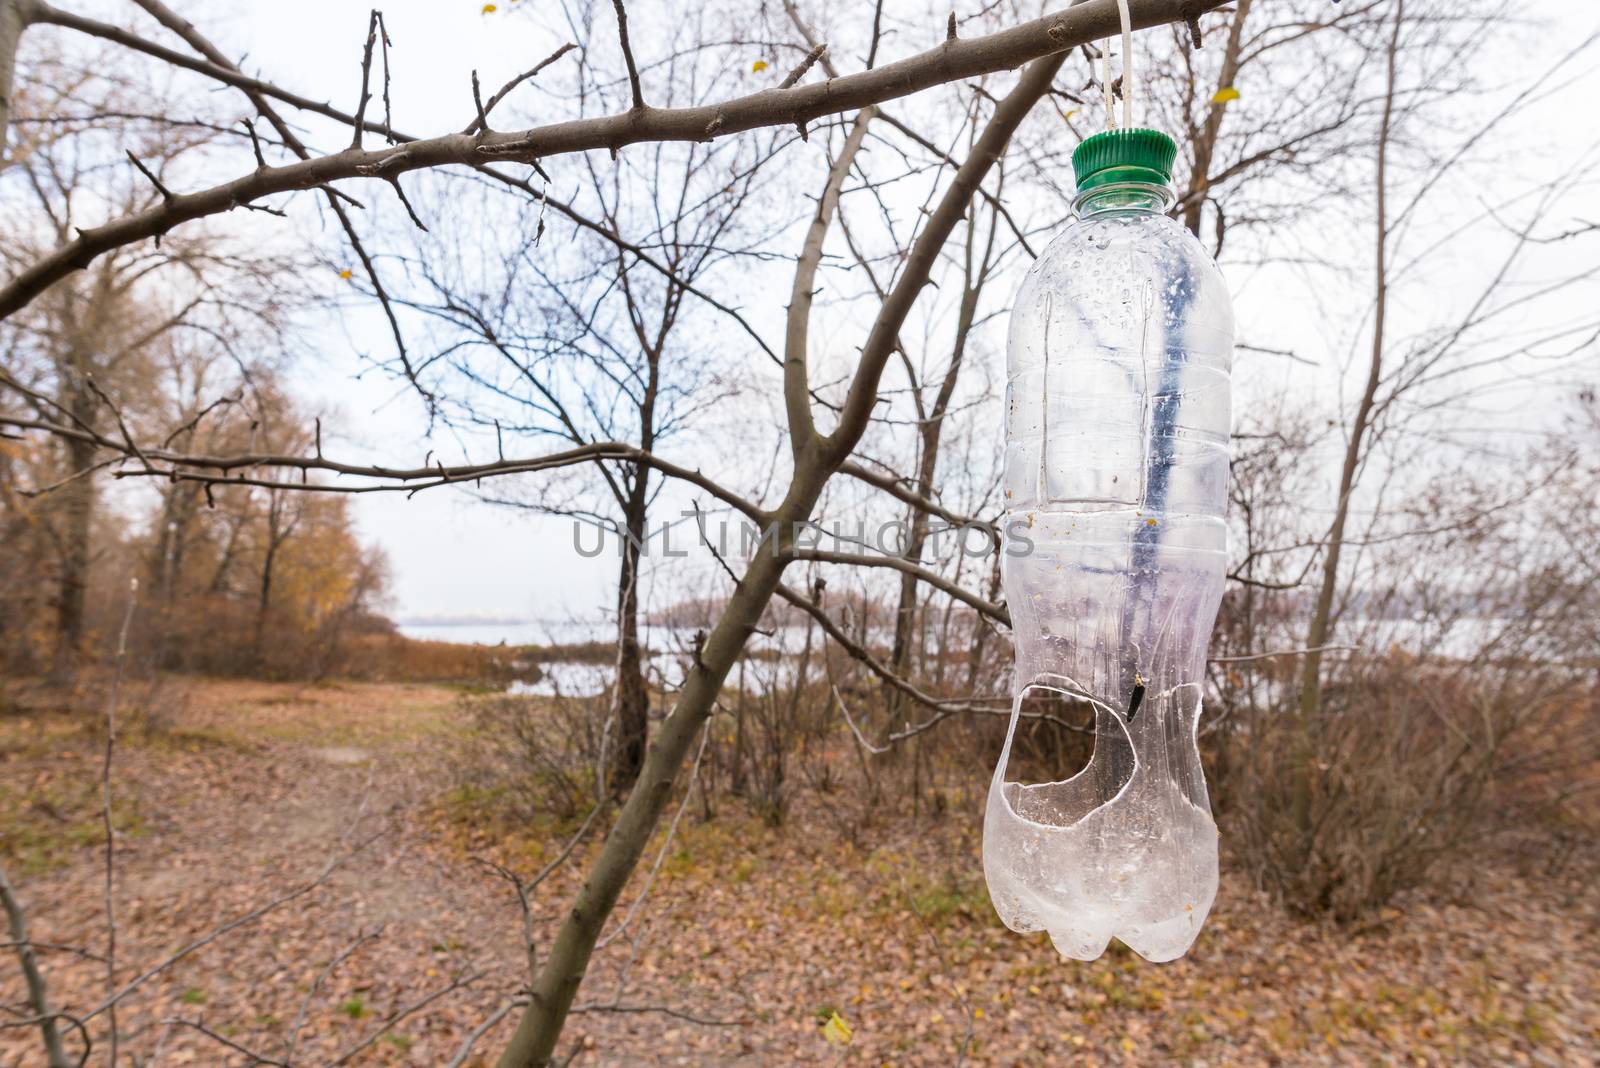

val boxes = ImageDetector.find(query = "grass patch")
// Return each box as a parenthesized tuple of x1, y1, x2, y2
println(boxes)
(425, 782, 602, 870)
(0, 775, 144, 876)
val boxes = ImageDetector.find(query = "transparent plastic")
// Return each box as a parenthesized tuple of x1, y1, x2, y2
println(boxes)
(984, 181, 1233, 962)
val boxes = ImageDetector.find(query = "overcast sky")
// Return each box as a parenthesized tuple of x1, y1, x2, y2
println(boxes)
(225, 0, 617, 623)
(111, 0, 1598, 627)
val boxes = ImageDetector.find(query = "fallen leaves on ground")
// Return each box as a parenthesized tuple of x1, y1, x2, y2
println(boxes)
(1, 677, 1595, 1066)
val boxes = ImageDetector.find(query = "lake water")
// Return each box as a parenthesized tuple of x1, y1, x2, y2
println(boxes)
(398, 619, 597, 647)
(397, 617, 852, 697)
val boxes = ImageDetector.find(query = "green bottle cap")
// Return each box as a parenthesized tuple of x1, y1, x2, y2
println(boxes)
(1072, 128, 1177, 194)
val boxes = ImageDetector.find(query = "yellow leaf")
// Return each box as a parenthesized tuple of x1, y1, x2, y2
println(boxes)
(821, 1011, 853, 1046)
(751, 60, 769, 73)
(338, 269, 353, 280)
(481, 4, 497, 13)
(1062, 108, 1079, 121)
(1122, 1038, 1137, 1052)
(1212, 86, 1240, 104)
(973, 1007, 986, 1020)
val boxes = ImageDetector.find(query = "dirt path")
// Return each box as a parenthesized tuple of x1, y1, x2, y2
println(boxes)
(1, 680, 526, 1065)
(3, 678, 1597, 1066)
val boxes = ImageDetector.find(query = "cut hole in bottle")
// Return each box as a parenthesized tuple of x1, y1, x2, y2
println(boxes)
(997, 679, 1135, 829)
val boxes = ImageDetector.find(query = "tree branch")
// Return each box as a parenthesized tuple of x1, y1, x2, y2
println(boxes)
(609, 0, 644, 111)
(0, 411, 770, 522)
(493, 46, 1073, 1068)
(5, 0, 1227, 323)
(785, 110, 874, 456)
(0, 863, 73, 1068)
(787, 548, 1008, 624)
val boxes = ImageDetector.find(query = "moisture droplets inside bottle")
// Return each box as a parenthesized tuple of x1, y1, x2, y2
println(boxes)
(983, 129, 1234, 962)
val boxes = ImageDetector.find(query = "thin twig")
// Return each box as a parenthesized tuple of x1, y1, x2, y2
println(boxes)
(610, 0, 645, 110)
(464, 43, 578, 136)
(596, 724, 709, 950)
(165, 1018, 291, 1066)
(242, 118, 266, 167)
(386, 176, 427, 231)
(899, 874, 974, 1065)
(567, 1001, 750, 1026)
(779, 43, 827, 89)
(327, 970, 484, 1065)
(83, 377, 151, 473)
(79, 781, 383, 1023)
(474, 800, 602, 980)
(350, 9, 381, 150)
(124, 151, 172, 201)
(283, 926, 384, 1062)
(0, 941, 106, 963)
(471, 69, 488, 131)
(376, 10, 394, 142)
(101, 577, 138, 1068)
(446, 999, 526, 1068)
(1210, 644, 1357, 664)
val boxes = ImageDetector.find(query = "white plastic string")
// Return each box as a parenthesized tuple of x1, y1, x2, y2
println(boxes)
(1102, 43, 1116, 129)
(1119, 0, 1134, 130)
(1104, 0, 1135, 131)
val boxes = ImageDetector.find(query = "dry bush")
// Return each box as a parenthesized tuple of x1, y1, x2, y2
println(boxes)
(338, 634, 542, 685)
(726, 651, 817, 829)
(1204, 410, 1600, 919)
(1218, 649, 1593, 921)
(460, 693, 609, 822)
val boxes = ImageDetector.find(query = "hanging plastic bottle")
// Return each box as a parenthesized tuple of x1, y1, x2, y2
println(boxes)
(982, 124, 1234, 962)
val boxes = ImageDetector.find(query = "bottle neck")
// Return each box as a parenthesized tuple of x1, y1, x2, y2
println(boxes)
(1072, 180, 1176, 220)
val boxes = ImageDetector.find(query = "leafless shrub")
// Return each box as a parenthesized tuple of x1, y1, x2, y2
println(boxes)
(1217, 431, 1600, 919)
(1220, 651, 1584, 920)
(463, 694, 608, 822)
(732, 626, 818, 828)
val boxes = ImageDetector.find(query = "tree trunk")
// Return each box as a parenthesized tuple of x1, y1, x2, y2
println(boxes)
(886, 274, 980, 724)
(0, 0, 34, 164)
(52, 380, 95, 678)
(497, 466, 830, 1068)
(966, 549, 1004, 690)
(1180, 0, 1252, 237)
(493, 51, 1068, 1068)
(255, 505, 281, 660)
(1292, 0, 1403, 837)
(254, 541, 276, 657)
(611, 478, 650, 792)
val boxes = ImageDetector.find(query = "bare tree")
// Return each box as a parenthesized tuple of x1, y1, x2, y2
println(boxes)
(0, 3, 1285, 1065)
(393, 110, 777, 790)
(1290, 1, 1600, 839)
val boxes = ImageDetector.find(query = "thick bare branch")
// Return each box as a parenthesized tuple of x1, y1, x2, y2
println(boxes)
(788, 548, 1009, 624)
(0, 410, 770, 521)
(786, 110, 874, 455)
(4, 0, 1227, 322)
(0, 863, 73, 1068)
